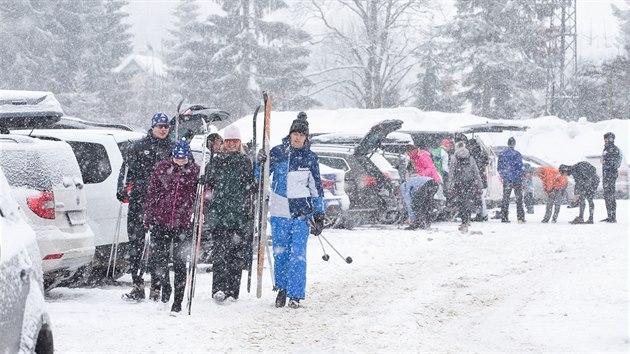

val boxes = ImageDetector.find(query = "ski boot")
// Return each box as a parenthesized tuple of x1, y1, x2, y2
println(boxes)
(275, 289, 287, 308)
(213, 291, 226, 304)
(569, 216, 584, 224)
(149, 286, 160, 302)
(458, 223, 469, 233)
(122, 283, 145, 302)
(287, 298, 300, 309)
(170, 302, 182, 317)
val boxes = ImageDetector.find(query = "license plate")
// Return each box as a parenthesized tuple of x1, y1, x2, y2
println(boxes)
(67, 211, 87, 225)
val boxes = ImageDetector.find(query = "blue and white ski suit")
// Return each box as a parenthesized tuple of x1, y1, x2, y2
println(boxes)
(268, 136, 324, 300)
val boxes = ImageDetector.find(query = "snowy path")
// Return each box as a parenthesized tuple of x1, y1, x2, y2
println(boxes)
(46, 200, 628, 353)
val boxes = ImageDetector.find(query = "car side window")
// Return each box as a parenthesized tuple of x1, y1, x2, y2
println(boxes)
(319, 156, 350, 172)
(67, 141, 112, 184)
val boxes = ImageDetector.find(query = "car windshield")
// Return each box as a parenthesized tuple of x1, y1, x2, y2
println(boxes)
(0, 141, 82, 190)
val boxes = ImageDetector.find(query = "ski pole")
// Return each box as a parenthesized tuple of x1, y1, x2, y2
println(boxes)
(106, 201, 124, 279)
(316, 234, 330, 261)
(264, 238, 276, 290)
(319, 233, 353, 264)
(305, 217, 329, 260)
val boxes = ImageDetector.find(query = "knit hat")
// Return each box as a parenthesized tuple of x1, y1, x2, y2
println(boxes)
(558, 164, 571, 175)
(223, 125, 241, 140)
(172, 140, 191, 159)
(151, 112, 169, 128)
(289, 112, 309, 135)
(441, 138, 452, 149)
(507, 137, 516, 147)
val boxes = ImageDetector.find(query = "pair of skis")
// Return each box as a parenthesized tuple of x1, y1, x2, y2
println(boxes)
(254, 92, 273, 298)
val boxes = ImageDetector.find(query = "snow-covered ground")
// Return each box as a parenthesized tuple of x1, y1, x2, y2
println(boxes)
(46, 200, 628, 353)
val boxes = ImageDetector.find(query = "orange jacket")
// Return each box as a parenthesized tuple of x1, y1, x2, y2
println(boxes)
(536, 166, 568, 193)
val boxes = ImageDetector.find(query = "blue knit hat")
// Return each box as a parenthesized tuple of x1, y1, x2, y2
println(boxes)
(172, 140, 191, 159)
(151, 112, 170, 128)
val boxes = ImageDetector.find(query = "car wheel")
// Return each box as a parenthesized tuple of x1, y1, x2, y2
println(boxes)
(35, 323, 53, 354)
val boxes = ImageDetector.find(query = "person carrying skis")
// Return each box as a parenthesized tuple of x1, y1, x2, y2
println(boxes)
(536, 166, 568, 223)
(601, 132, 621, 223)
(497, 137, 525, 223)
(559, 162, 599, 224)
(117, 112, 174, 301)
(204, 125, 256, 303)
(143, 140, 199, 315)
(258, 112, 325, 309)
(447, 137, 483, 232)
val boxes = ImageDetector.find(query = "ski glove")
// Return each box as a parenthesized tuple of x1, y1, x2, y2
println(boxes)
(311, 214, 325, 236)
(116, 190, 128, 203)
(257, 149, 267, 163)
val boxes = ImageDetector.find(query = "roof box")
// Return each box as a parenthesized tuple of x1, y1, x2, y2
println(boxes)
(0, 90, 64, 128)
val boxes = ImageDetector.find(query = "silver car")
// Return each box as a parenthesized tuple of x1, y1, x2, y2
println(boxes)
(0, 166, 54, 353)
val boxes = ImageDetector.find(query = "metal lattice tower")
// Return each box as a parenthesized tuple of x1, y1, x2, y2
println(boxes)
(538, 0, 578, 119)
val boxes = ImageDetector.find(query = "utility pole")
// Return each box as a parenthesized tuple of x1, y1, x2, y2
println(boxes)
(539, 0, 578, 120)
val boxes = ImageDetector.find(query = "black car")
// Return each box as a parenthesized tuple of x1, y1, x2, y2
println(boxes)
(311, 119, 404, 228)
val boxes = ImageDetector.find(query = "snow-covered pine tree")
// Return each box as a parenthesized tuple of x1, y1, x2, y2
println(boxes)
(164, 0, 208, 105)
(612, 0, 630, 57)
(0, 0, 57, 90)
(198, 0, 316, 117)
(412, 30, 463, 113)
(446, 0, 547, 119)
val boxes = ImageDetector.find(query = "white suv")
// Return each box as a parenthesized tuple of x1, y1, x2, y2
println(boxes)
(0, 134, 95, 289)
(14, 128, 146, 283)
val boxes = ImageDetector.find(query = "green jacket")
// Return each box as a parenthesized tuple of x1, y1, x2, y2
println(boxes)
(205, 152, 255, 230)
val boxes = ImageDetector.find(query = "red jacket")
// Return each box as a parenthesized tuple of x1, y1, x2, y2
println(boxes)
(536, 166, 568, 194)
(144, 159, 200, 229)
(408, 149, 442, 183)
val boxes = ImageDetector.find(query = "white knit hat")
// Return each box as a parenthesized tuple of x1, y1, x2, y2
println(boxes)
(223, 125, 241, 140)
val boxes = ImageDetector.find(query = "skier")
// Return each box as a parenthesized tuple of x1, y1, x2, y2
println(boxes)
(258, 112, 325, 309)
(535, 166, 568, 223)
(204, 125, 256, 303)
(497, 137, 525, 223)
(401, 176, 439, 230)
(406, 142, 442, 184)
(447, 137, 483, 232)
(117, 113, 174, 301)
(559, 162, 599, 224)
(601, 132, 621, 223)
(468, 138, 490, 221)
(143, 140, 199, 315)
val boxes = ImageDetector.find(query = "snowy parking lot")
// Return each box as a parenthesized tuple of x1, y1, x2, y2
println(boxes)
(46, 200, 628, 353)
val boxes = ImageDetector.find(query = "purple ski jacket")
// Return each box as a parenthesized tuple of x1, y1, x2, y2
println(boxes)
(144, 159, 200, 229)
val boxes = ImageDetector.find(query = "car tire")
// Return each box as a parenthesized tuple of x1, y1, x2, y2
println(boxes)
(35, 323, 54, 354)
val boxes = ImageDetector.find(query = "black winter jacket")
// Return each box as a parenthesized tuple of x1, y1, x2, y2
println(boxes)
(568, 161, 599, 194)
(118, 131, 174, 200)
(602, 142, 620, 172)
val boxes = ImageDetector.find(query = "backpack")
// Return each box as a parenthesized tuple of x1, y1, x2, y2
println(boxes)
(455, 155, 473, 181)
